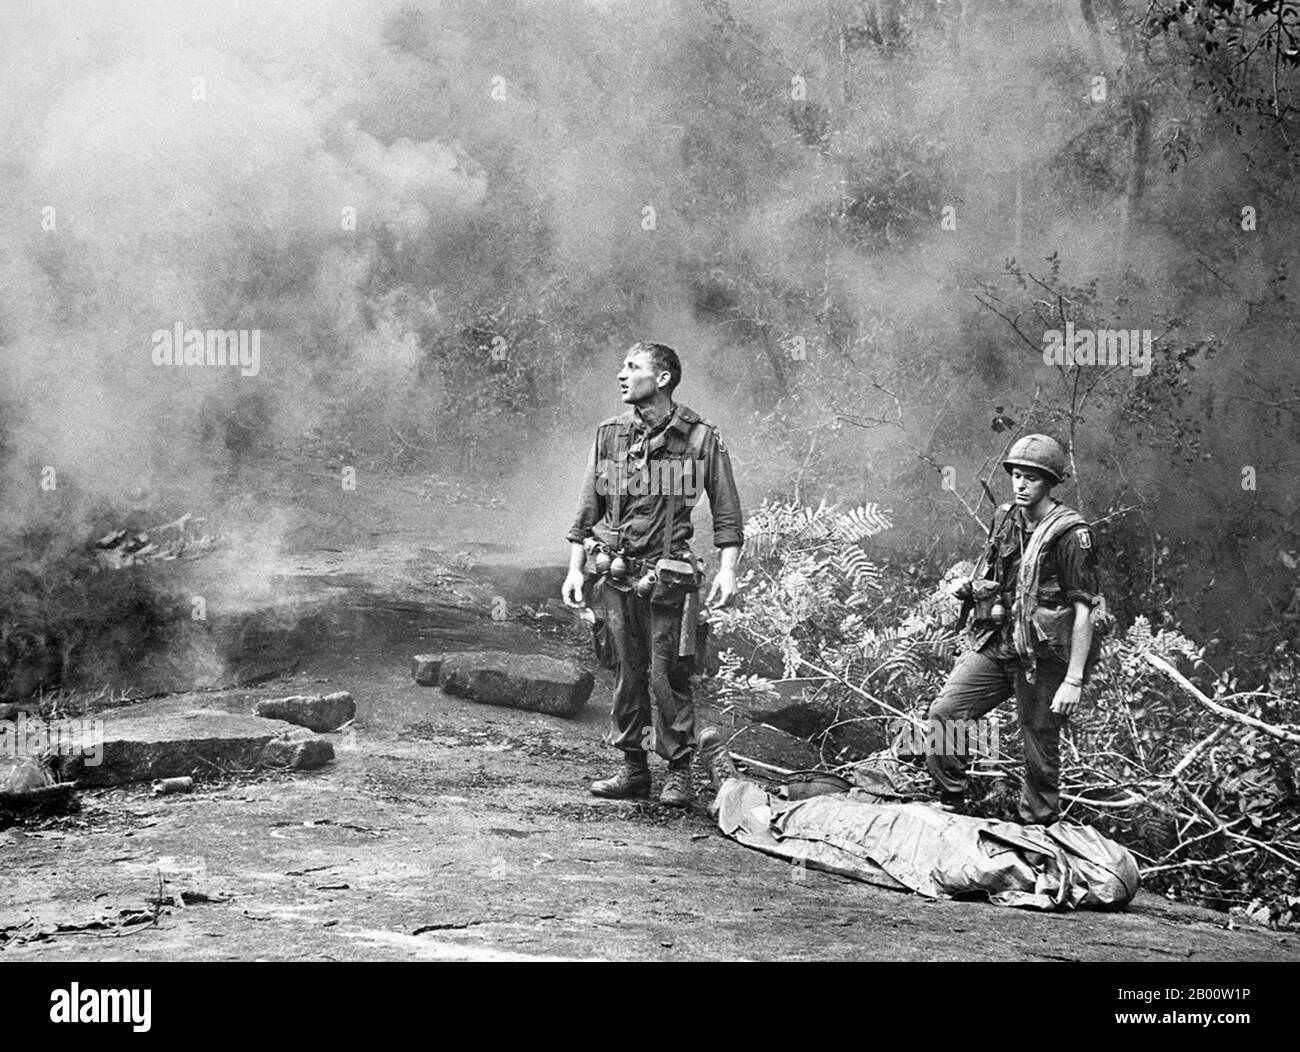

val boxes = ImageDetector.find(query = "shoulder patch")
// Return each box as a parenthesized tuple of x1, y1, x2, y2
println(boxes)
(691, 416, 726, 444)
(1075, 527, 1092, 549)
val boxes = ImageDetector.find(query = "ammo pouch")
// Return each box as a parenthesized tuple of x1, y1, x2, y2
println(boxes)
(649, 557, 698, 609)
(968, 578, 1002, 623)
(583, 543, 601, 580)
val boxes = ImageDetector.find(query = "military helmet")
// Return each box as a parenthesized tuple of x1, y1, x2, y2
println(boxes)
(1002, 434, 1068, 484)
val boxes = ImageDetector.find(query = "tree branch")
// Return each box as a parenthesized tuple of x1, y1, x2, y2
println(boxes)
(1144, 652, 1300, 745)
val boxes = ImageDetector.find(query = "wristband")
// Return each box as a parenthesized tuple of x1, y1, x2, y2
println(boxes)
(1064, 675, 1083, 687)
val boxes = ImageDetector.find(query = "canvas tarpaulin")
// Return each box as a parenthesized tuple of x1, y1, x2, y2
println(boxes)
(713, 779, 1139, 911)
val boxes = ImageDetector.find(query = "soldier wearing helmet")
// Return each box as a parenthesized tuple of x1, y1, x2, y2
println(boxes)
(925, 433, 1101, 824)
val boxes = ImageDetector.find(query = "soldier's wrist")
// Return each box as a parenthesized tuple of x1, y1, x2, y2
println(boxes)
(1064, 674, 1084, 687)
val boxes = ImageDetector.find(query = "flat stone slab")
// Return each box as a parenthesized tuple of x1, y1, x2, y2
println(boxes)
(53, 697, 335, 787)
(254, 691, 355, 732)
(0, 782, 77, 820)
(414, 651, 593, 717)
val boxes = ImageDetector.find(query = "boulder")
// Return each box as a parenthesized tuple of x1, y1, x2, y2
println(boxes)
(253, 691, 355, 732)
(411, 655, 443, 686)
(1, 755, 53, 794)
(417, 650, 593, 717)
(259, 736, 335, 770)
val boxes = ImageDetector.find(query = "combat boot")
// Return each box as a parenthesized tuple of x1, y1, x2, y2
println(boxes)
(697, 727, 739, 789)
(659, 763, 693, 808)
(590, 751, 651, 799)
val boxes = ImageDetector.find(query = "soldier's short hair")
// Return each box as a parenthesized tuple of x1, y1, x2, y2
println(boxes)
(630, 341, 682, 393)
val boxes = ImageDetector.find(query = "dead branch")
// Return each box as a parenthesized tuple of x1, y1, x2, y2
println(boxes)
(793, 654, 924, 728)
(913, 450, 988, 532)
(1061, 790, 1148, 808)
(1144, 652, 1300, 746)
(1169, 724, 1232, 779)
(1142, 848, 1256, 876)
(731, 753, 795, 777)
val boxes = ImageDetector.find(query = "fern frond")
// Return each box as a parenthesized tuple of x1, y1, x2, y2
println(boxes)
(838, 547, 882, 591)
(832, 504, 893, 544)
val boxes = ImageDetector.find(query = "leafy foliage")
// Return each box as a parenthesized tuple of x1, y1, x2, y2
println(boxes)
(714, 499, 1300, 922)
(713, 499, 955, 752)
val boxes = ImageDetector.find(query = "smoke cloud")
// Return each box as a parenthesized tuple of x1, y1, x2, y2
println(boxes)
(0, 0, 484, 534)
(0, 0, 1295, 661)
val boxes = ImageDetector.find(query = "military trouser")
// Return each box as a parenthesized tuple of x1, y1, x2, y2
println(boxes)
(925, 643, 1066, 825)
(595, 578, 695, 766)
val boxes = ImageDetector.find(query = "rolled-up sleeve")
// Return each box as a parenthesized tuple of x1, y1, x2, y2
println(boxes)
(704, 429, 744, 548)
(565, 438, 603, 545)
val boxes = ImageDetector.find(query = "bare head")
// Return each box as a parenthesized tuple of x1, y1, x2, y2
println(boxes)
(617, 341, 681, 405)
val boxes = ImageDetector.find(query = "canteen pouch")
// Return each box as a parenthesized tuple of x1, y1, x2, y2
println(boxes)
(649, 557, 697, 609)
(1089, 595, 1115, 639)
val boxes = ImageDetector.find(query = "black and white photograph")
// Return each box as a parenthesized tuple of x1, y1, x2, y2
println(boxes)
(1, 0, 1297, 1013)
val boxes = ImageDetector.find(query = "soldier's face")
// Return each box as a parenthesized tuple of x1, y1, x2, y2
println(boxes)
(1010, 467, 1050, 507)
(618, 350, 664, 404)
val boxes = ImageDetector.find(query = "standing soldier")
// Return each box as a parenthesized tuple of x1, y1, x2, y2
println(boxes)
(927, 434, 1102, 824)
(561, 342, 743, 807)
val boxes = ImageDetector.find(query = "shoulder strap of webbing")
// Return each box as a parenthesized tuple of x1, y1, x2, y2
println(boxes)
(662, 489, 677, 562)
(609, 426, 624, 548)
(1032, 505, 1086, 552)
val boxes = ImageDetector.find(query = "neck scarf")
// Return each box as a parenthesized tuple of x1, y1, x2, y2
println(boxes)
(629, 403, 676, 466)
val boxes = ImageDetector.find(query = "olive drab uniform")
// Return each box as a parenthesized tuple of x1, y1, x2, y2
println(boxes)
(568, 403, 743, 767)
(927, 500, 1099, 824)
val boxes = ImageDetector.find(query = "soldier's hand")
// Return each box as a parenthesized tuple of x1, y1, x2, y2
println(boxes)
(561, 570, 586, 608)
(706, 567, 738, 609)
(1050, 680, 1083, 716)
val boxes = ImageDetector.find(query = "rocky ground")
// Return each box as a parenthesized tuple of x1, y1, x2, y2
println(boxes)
(1, 464, 1296, 962)
(4, 660, 1297, 961)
